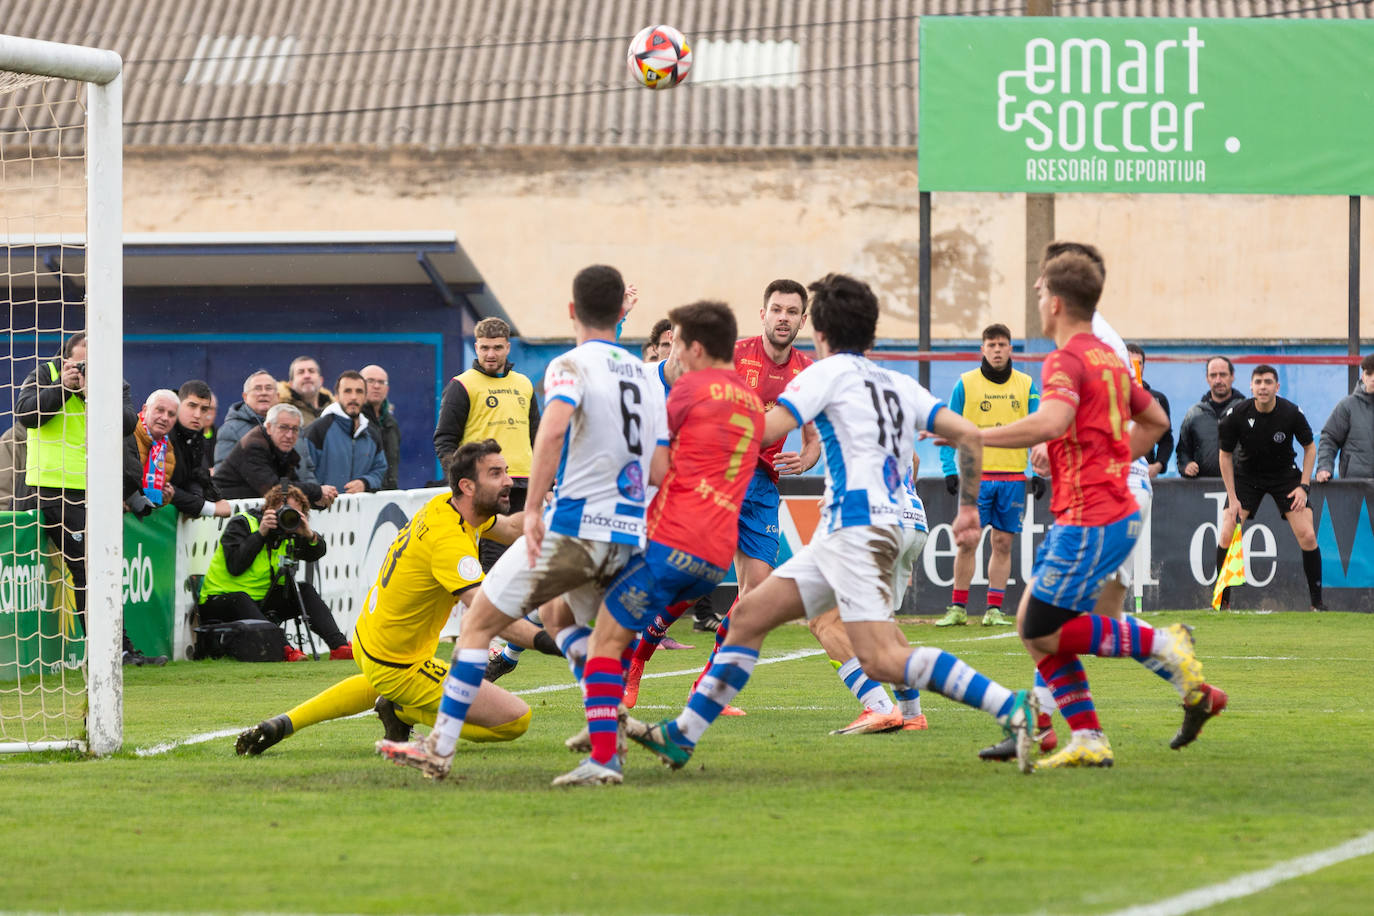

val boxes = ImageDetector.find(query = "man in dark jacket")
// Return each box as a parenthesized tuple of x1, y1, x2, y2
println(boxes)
(216, 405, 338, 509)
(360, 364, 401, 489)
(303, 371, 388, 493)
(1316, 354, 1374, 482)
(1176, 356, 1246, 478)
(123, 389, 179, 517)
(169, 380, 229, 519)
(214, 368, 321, 485)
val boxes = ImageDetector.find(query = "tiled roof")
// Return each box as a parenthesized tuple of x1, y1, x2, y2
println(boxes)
(1, 0, 1369, 148)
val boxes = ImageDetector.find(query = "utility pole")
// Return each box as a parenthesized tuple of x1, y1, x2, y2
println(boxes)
(1025, 0, 1055, 338)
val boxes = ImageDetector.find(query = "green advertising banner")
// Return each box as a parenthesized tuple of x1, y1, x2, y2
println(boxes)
(123, 505, 177, 658)
(0, 511, 81, 681)
(919, 18, 1374, 194)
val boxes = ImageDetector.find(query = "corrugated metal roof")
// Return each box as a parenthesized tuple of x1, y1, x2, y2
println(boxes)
(1, 0, 1368, 148)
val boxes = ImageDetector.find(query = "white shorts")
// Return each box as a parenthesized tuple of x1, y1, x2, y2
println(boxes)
(774, 525, 907, 623)
(892, 526, 929, 611)
(481, 533, 634, 625)
(1111, 472, 1153, 588)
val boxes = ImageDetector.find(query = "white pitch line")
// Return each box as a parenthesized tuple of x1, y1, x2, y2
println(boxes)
(1106, 830, 1374, 916)
(134, 648, 827, 756)
(509, 647, 826, 696)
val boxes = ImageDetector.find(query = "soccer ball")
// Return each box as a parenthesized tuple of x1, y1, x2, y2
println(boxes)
(627, 25, 692, 90)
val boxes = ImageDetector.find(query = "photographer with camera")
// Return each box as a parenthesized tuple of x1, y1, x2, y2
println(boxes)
(197, 483, 352, 661)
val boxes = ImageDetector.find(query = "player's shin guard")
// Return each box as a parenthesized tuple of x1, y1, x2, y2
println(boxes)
(1036, 653, 1100, 732)
(556, 626, 591, 684)
(1055, 614, 1155, 659)
(674, 646, 758, 747)
(432, 647, 488, 757)
(903, 646, 1016, 723)
(583, 656, 625, 765)
(837, 657, 896, 714)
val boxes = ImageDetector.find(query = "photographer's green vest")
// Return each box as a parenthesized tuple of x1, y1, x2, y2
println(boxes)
(200, 511, 289, 602)
(455, 366, 534, 477)
(25, 361, 86, 489)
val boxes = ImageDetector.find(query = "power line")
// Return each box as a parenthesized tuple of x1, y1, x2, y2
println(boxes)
(124, 57, 918, 129)
(123, 13, 927, 67)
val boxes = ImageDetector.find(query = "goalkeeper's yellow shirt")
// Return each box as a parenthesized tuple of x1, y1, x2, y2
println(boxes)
(353, 491, 495, 666)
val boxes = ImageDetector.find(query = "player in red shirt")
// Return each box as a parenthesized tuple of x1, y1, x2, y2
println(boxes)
(981, 245, 1221, 768)
(554, 300, 765, 786)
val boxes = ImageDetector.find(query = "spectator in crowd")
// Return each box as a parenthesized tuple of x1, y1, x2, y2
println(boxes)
(1217, 364, 1323, 611)
(168, 379, 230, 519)
(1176, 356, 1245, 477)
(360, 364, 401, 490)
(123, 389, 179, 518)
(434, 316, 540, 569)
(215, 368, 321, 485)
(278, 355, 333, 426)
(17, 333, 165, 666)
(1316, 353, 1374, 482)
(214, 369, 280, 467)
(0, 423, 33, 511)
(1127, 342, 1174, 478)
(303, 371, 388, 494)
(216, 404, 338, 508)
(203, 390, 219, 454)
(197, 483, 352, 661)
(644, 318, 672, 363)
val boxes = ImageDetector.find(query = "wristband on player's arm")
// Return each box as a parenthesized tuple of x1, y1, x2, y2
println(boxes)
(1299, 482, 1311, 493)
(944, 474, 959, 495)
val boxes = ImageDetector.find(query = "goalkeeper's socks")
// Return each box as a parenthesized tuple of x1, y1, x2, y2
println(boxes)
(286, 674, 376, 730)
(836, 656, 896, 715)
(672, 646, 758, 747)
(904, 646, 1015, 723)
(431, 647, 487, 757)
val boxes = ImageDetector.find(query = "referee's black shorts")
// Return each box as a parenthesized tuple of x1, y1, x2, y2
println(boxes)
(1235, 470, 1303, 518)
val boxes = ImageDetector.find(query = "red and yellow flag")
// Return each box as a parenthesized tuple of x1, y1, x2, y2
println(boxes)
(1212, 524, 1246, 610)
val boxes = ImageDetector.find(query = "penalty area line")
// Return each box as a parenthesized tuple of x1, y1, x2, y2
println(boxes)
(1105, 829, 1374, 916)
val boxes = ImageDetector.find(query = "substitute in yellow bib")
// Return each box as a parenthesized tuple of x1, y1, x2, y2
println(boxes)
(235, 439, 532, 756)
(937, 323, 1043, 629)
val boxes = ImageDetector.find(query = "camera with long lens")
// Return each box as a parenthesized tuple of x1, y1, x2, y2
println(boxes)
(277, 505, 302, 533)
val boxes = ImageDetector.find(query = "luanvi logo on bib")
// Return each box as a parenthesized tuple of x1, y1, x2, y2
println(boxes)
(919, 18, 1374, 195)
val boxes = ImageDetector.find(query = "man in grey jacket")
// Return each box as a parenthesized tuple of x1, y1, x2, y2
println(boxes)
(214, 368, 321, 486)
(1316, 354, 1374, 482)
(1176, 356, 1246, 478)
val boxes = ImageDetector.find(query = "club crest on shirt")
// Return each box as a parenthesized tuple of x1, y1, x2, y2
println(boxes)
(617, 461, 645, 502)
(458, 556, 483, 581)
(883, 455, 901, 494)
(1273, 431, 1286, 443)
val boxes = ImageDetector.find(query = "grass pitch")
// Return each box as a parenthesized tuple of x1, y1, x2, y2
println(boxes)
(2, 611, 1372, 915)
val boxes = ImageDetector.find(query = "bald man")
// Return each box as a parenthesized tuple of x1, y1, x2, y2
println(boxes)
(360, 365, 401, 490)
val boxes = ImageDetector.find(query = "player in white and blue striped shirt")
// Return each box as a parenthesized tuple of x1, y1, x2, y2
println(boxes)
(631, 272, 1037, 774)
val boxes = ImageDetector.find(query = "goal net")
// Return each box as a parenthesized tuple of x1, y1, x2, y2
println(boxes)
(0, 35, 122, 755)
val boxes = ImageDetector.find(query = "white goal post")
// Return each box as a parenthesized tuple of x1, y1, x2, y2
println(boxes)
(0, 35, 122, 755)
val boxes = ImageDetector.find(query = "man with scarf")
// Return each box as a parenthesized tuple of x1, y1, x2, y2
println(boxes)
(123, 389, 180, 518)
(937, 323, 1044, 627)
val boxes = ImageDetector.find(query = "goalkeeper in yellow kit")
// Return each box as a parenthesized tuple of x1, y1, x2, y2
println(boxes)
(235, 439, 532, 755)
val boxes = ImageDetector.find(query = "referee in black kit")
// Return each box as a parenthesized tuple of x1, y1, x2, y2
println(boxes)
(1217, 364, 1324, 611)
